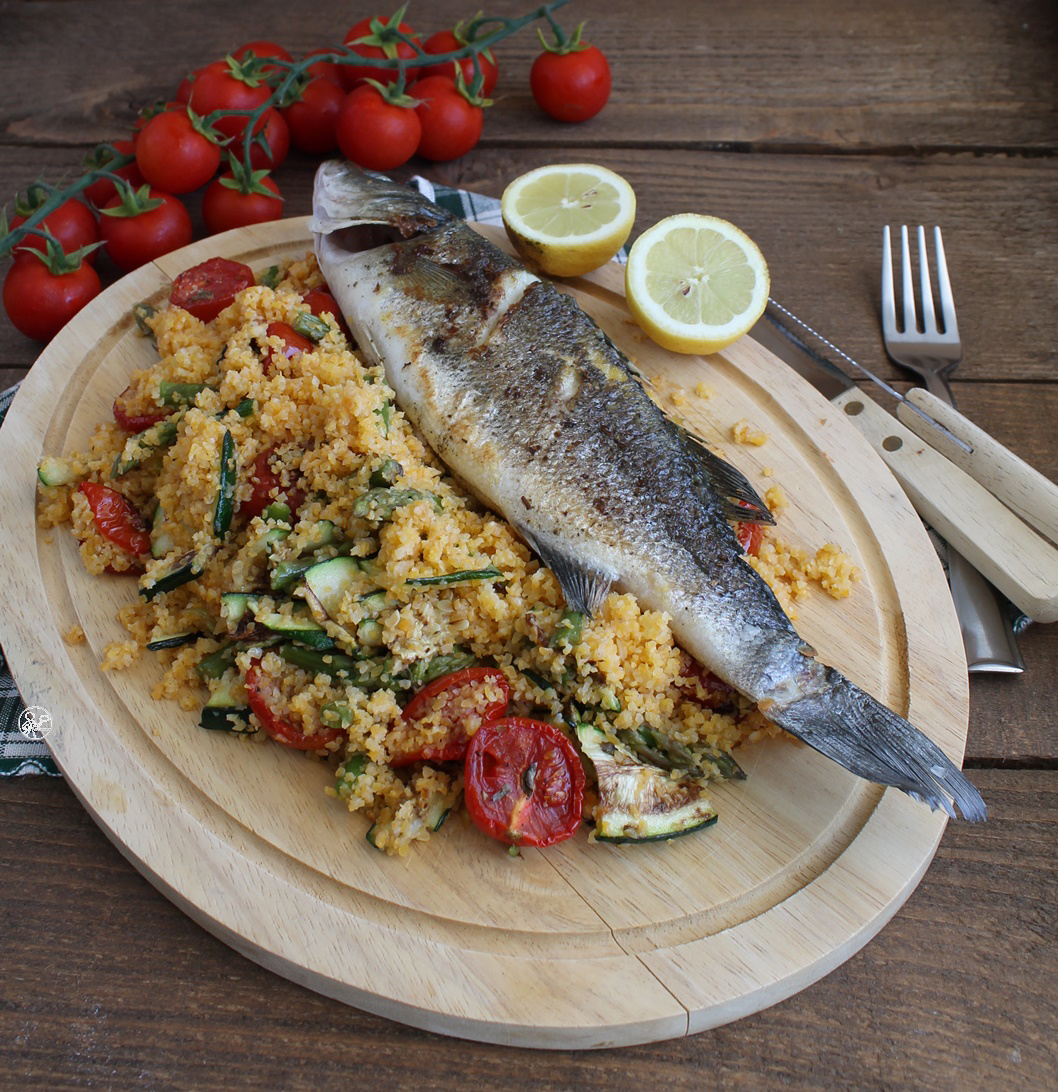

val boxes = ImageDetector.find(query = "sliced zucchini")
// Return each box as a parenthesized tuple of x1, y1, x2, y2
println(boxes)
(37, 456, 80, 487)
(146, 631, 199, 652)
(113, 413, 182, 477)
(303, 556, 360, 618)
(220, 593, 335, 650)
(150, 503, 178, 559)
(199, 674, 252, 732)
(576, 724, 718, 843)
(270, 556, 316, 592)
(367, 782, 451, 851)
(140, 548, 210, 601)
(368, 457, 403, 488)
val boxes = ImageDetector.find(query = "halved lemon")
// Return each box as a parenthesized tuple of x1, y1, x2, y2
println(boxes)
(501, 164, 636, 278)
(624, 213, 770, 355)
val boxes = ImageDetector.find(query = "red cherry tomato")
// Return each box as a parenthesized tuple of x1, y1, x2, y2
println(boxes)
(261, 320, 313, 376)
(341, 14, 421, 88)
(169, 257, 254, 323)
(392, 667, 510, 766)
(409, 76, 484, 162)
(303, 49, 344, 86)
(421, 29, 498, 95)
(247, 109, 290, 171)
(99, 187, 192, 272)
(2, 254, 101, 342)
(10, 198, 99, 264)
(464, 717, 585, 847)
(242, 446, 305, 521)
(202, 171, 283, 234)
(78, 482, 151, 556)
(112, 383, 169, 433)
(135, 109, 222, 195)
(336, 84, 421, 171)
(301, 286, 353, 341)
(189, 59, 273, 141)
(83, 140, 145, 210)
(244, 658, 344, 751)
(530, 44, 611, 123)
(232, 40, 292, 65)
(174, 68, 200, 105)
(281, 77, 344, 153)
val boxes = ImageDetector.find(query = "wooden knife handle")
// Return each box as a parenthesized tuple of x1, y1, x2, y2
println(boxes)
(896, 387, 1058, 547)
(830, 387, 1058, 622)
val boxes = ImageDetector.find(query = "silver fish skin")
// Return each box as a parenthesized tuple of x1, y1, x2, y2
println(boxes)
(310, 160, 985, 822)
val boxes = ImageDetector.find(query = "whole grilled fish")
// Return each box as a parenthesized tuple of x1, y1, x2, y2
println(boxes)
(310, 160, 985, 821)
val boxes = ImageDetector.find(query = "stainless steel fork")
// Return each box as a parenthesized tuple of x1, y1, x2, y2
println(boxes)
(881, 225, 1024, 673)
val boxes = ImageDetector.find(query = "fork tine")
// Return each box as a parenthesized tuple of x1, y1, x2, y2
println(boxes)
(916, 226, 937, 333)
(900, 225, 917, 333)
(881, 225, 897, 335)
(933, 226, 959, 340)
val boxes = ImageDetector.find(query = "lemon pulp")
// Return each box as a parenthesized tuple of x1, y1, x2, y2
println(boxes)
(625, 214, 770, 355)
(501, 164, 636, 277)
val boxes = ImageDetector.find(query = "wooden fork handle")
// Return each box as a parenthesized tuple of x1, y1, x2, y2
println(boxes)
(896, 387, 1058, 547)
(830, 387, 1058, 622)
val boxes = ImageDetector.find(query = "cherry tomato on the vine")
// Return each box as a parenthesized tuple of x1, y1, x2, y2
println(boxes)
(336, 83, 421, 171)
(82, 140, 145, 210)
(169, 257, 254, 322)
(281, 77, 344, 153)
(302, 49, 344, 86)
(464, 717, 585, 847)
(392, 666, 511, 766)
(247, 109, 291, 171)
(202, 170, 283, 234)
(341, 14, 421, 88)
(135, 109, 222, 194)
(78, 482, 151, 557)
(232, 40, 293, 66)
(410, 75, 484, 162)
(98, 186, 193, 272)
(189, 58, 273, 141)
(10, 198, 99, 264)
(2, 253, 101, 342)
(422, 28, 498, 95)
(531, 42, 611, 123)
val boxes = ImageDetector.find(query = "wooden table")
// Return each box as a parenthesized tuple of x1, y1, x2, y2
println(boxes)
(1, 0, 1055, 1085)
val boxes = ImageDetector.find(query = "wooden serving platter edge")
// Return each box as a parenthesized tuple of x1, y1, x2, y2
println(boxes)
(0, 217, 968, 1049)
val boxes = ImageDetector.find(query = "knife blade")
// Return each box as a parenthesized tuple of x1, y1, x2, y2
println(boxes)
(755, 302, 1058, 635)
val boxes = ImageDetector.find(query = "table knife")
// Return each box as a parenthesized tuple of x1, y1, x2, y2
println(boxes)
(753, 304, 1058, 653)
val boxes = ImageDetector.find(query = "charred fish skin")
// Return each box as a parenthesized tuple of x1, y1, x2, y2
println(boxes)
(310, 161, 985, 822)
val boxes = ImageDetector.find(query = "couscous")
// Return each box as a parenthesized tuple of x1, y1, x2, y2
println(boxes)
(37, 253, 859, 854)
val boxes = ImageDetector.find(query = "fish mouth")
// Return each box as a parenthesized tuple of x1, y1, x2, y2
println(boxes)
(323, 223, 408, 256)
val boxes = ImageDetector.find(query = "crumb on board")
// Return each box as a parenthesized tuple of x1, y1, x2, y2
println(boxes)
(732, 419, 768, 445)
(765, 485, 788, 514)
(694, 382, 714, 399)
(100, 639, 139, 671)
(62, 625, 86, 646)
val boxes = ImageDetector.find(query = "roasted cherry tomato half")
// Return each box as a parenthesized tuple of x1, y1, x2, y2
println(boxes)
(301, 286, 353, 341)
(169, 257, 254, 323)
(244, 658, 344, 751)
(112, 383, 168, 433)
(464, 717, 585, 847)
(242, 446, 305, 521)
(735, 520, 764, 555)
(260, 320, 313, 376)
(391, 666, 510, 766)
(78, 482, 151, 556)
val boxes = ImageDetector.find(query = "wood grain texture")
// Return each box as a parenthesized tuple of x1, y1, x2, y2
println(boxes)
(1, 0, 1056, 1081)
(0, 220, 971, 1047)
(1, 770, 1053, 1088)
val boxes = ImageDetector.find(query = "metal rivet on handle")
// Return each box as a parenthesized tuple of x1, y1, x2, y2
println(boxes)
(843, 401, 864, 416)
(883, 436, 903, 451)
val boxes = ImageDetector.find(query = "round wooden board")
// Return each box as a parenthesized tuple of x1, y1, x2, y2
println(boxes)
(0, 217, 969, 1049)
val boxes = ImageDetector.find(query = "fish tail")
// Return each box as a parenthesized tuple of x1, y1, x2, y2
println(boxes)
(772, 667, 986, 821)
(309, 160, 453, 238)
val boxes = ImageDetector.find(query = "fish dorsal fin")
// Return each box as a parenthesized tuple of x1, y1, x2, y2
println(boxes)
(518, 527, 614, 616)
(675, 424, 775, 524)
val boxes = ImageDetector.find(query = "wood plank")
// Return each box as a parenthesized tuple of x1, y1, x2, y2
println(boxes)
(1, 770, 1052, 1086)
(1, 0, 1056, 152)
(3, 147, 1057, 387)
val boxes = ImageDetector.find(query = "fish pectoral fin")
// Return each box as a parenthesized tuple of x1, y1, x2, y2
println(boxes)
(519, 529, 614, 617)
(675, 424, 775, 524)
(399, 257, 467, 295)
